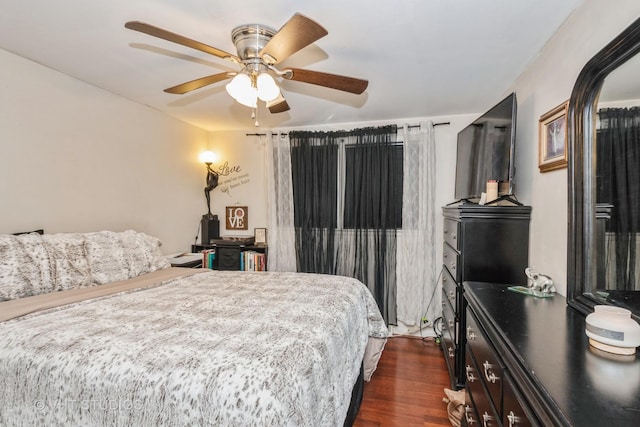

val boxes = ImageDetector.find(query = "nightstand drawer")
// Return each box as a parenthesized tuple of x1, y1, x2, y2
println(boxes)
(216, 246, 241, 270)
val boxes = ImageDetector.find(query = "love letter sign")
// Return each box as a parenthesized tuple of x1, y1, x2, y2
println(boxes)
(225, 206, 248, 230)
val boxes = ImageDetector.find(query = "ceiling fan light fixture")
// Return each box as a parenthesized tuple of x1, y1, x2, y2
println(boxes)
(225, 73, 257, 107)
(234, 86, 258, 108)
(225, 72, 249, 98)
(126, 14, 366, 118)
(257, 72, 280, 102)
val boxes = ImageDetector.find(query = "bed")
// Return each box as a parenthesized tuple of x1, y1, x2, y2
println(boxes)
(0, 231, 387, 426)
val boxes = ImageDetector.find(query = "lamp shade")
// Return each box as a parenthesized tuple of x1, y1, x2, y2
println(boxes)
(226, 73, 258, 108)
(235, 87, 258, 108)
(257, 72, 280, 102)
(199, 150, 217, 164)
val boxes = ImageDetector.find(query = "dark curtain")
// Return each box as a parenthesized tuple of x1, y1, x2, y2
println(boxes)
(290, 125, 399, 325)
(343, 127, 401, 325)
(343, 130, 403, 228)
(596, 107, 640, 290)
(290, 132, 339, 274)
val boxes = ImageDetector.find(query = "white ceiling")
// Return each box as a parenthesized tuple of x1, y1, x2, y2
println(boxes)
(0, 0, 583, 131)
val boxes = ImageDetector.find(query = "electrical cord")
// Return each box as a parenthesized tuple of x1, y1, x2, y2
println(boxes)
(194, 221, 201, 247)
(418, 267, 444, 340)
(423, 267, 444, 321)
(432, 316, 443, 344)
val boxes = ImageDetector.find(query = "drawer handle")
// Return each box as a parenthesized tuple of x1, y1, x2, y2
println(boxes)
(449, 290, 455, 299)
(465, 365, 477, 383)
(452, 233, 457, 240)
(466, 326, 476, 341)
(482, 411, 495, 427)
(507, 410, 522, 427)
(450, 262, 456, 270)
(443, 253, 448, 258)
(464, 405, 477, 425)
(448, 319, 454, 328)
(483, 361, 500, 384)
(448, 346, 455, 359)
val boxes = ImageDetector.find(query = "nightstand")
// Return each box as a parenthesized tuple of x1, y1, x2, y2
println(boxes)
(191, 242, 268, 271)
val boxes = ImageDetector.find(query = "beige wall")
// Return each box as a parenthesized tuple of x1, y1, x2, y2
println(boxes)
(0, 49, 209, 254)
(205, 130, 269, 238)
(508, 0, 640, 295)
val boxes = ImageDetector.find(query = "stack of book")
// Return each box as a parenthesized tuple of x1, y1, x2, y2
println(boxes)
(201, 249, 216, 269)
(240, 251, 266, 271)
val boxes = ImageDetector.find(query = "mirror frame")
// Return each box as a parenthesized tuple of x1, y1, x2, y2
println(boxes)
(567, 17, 640, 319)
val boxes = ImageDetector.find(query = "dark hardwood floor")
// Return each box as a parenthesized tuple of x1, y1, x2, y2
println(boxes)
(354, 336, 451, 427)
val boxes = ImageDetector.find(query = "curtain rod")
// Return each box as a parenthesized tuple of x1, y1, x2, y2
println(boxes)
(245, 121, 450, 136)
(409, 121, 450, 128)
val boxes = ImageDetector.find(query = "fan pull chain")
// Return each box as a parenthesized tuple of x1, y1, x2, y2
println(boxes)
(252, 107, 259, 127)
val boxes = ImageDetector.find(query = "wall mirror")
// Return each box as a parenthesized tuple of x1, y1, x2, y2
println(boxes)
(568, 17, 640, 320)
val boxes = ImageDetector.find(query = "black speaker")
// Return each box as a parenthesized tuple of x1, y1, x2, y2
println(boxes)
(201, 214, 220, 245)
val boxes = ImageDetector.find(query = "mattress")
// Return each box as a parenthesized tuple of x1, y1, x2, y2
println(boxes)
(0, 268, 387, 426)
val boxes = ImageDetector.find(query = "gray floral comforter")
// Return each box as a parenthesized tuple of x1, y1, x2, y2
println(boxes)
(0, 270, 388, 427)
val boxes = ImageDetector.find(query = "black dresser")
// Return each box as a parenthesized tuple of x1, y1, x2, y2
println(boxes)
(441, 204, 531, 389)
(464, 282, 640, 426)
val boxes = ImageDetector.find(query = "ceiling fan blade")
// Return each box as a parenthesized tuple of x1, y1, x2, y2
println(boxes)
(284, 68, 368, 94)
(259, 14, 328, 65)
(164, 72, 235, 95)
(267, 94, 290, 113)
(125, 21, 240, 63)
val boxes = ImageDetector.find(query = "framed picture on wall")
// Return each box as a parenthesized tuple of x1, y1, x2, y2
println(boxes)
(538, 100, 569, 172)
(225, 206, 248, 230)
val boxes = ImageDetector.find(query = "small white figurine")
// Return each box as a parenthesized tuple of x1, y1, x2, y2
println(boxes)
(525, 267, 556, 294)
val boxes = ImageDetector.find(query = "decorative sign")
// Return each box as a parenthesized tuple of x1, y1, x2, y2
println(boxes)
(226, 206, 248, 230)
(216, 161, 249, 197)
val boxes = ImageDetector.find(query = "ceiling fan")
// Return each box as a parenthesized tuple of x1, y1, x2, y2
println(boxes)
(124, 13, 368, 115)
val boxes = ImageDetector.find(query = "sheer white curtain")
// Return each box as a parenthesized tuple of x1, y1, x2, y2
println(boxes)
(396, 121, 438, 326)
(264, 131, 297, 271)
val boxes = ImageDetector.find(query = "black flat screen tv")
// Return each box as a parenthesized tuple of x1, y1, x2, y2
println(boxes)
(454, 92, 517, 202)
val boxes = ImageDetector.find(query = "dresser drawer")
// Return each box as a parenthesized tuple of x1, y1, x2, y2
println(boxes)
(463, 387, 480, 427)
(443, 243, 460, 282)
(441, 293, 457, 344)
(465, 347, 500, 427)
(441, 328, 456, 386)
(503, 374, 539, 427)
(442, 267, 457, 308)
(443, 218, 460, 250)
(464, 404, 480, 426)
(466, 308, 503, 415)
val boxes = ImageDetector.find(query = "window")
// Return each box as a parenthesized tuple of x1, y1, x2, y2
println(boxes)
(290, 144, 338, 228)
(343, 143, 403, 229)
(290, 126, 402, 230)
